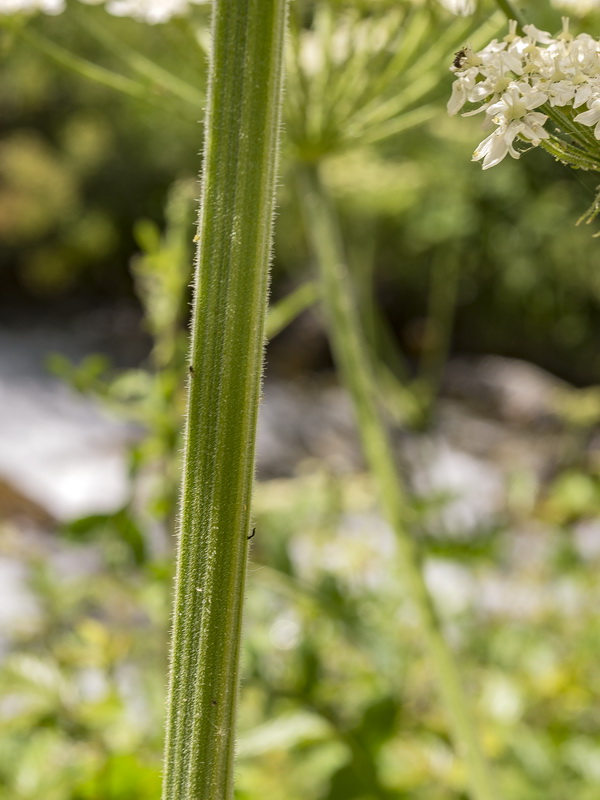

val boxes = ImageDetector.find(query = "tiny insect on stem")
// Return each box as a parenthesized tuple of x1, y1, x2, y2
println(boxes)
(247, 527, 255, 540)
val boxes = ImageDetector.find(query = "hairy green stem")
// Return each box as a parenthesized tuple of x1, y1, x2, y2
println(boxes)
(161, 2, 288, 799)
(540, 137, 600, 172)
(298, 163, 499, 800)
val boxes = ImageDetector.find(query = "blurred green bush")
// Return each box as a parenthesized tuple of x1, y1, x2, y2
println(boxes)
(3, 468, 600, 799)
(2, 0, 600, 381)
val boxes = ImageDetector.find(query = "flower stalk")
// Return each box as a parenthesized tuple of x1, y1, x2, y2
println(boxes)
(161, 2, 288, 799)
(298, 162, 499, 800)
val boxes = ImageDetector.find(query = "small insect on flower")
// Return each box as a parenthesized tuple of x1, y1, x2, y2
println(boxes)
(453, 48, 467, 69)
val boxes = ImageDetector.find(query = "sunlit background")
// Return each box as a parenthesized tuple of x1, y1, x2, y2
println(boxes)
(2, 1, 600, 798)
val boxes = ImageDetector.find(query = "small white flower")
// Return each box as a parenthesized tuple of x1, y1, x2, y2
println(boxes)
(447, 67, 478, 115)
(486, 84, 547, 123)
(473, 111, 549, 169)
(469, 75, 511, 104)
(518, 111, 551, 144)
(522, 24, 555, 46)
(543, 79, 577, 106)
(472, 128, 514, 169)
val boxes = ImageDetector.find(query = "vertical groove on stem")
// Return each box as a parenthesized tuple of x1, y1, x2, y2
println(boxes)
(162, 2, 288, 799)
(298, 163, 500, 800)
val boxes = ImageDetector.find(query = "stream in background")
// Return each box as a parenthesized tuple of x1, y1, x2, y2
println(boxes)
(1, 318, 599, 658)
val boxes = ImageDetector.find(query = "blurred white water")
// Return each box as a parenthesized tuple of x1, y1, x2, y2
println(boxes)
(0, 325, 595, 655)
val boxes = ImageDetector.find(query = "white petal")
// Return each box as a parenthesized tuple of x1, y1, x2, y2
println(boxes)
(472, 130, 509, 169)
(447, 81, 468, 115)
(574, 108, 600, 127)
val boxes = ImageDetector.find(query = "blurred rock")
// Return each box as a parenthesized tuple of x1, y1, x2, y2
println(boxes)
(0, 325, 133, 524)
(0, 374, 131, 522)
(257, 380, 361, 478)
(402, 435, 505, 536)
(573, 519, 600, 561)
(436, 398, 562, 478)
(443, 355, 568, 424)
(0, 477, 56, 529)
(0, 327, 580, 543)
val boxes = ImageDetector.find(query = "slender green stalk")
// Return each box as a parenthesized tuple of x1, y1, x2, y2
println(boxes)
(266, 281, 318, 340)
(418, 247, 460, 422)
(298, 163, 499, 800)
(162, 2, 288, 799)
(359, 105, 438, 146)
(20, 27, 149, 100)
(539, 137, 600, 172)
(19, 27, 196, 120)
(72, 9, 204, 108)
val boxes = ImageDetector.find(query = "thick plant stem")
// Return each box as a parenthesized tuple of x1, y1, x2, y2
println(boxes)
(161, 3, 288, 800)
(298, 163, 499, 800)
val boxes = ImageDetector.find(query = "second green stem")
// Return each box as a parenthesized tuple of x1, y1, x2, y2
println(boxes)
(298, 163, 499, 800)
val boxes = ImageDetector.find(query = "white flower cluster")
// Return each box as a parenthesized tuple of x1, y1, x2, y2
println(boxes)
(0, 0, 64, 13)
(552, 0, 598, 14)
(448, 19, 600, 169)
(98, 0, 208, 25)
(437, 0, 476, 16)
(0, 0, 209, 22)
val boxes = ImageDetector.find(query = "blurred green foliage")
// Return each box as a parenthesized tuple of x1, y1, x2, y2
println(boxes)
(3, 468, 600, 798)
(3, 1, 600, 798)
(1, 0, 600, 381)
(0, 2, 206, 300)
